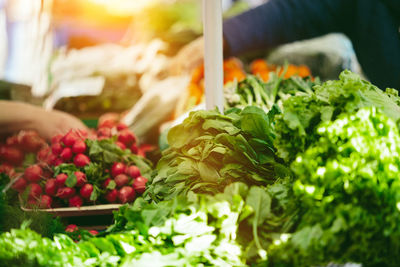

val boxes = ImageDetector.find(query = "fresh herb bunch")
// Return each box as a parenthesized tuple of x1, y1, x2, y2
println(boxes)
(274, 70, 400, 163)
(145, 106, 290, 202)
(224, 74, 318, 112)
(267, 108, 400, 266)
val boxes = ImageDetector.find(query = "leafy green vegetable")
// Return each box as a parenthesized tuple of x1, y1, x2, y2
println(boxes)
(145, 106, 289, 202)
(224, 74, 318, 112)
(268, 108, 400, 266)
(274, 70, 400, 163)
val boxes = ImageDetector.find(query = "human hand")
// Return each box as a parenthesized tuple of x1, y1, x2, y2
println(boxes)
(30, 108, 89, 141)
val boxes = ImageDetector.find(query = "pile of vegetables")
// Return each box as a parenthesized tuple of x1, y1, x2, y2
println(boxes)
(145, 106, 290, 202)
(173, 57, 313, 119)
(2, 122, 152, 208)
(0, 180, 295, 266)
(2, 70, 400, 267)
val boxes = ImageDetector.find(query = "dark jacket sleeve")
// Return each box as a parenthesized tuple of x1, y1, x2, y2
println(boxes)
(223, 0, 353, 56)
(223, 0, 400, 89)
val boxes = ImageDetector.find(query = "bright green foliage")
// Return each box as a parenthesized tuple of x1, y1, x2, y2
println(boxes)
(268, 108, 400, 266)
(274, 70, 400, 163)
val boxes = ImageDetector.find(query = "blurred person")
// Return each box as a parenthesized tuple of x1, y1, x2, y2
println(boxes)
(171, 0, 400, 89)
(0, 101, 88, 141)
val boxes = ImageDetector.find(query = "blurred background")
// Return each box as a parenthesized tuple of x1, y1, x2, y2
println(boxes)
(0, 0, 360, 142)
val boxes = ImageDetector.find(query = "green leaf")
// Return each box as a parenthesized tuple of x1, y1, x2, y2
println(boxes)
(90, 187, 98, 202)
(88, 140, 103, 157)
(107, 180, 116, 190)
(103, 150, 120, 164)
(197, 162, 220, 183)
(22, 153, 36, 168)
(90, 238, 117, 254)
(65, 173, 77, 188)
(246, 186, 272, 226)
(54, 164, 78, 176)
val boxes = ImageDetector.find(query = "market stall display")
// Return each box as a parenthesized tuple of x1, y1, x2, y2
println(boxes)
(2, 0, 400, 266)
(2, 70, 400, 266)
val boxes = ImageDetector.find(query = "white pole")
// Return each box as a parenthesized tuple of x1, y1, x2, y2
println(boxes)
(203, 0, 224, 112)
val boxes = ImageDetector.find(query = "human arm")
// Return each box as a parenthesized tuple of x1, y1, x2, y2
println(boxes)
(0, 101, 88, 141)
(223, 0, 353, 56)
(170, 0, 352, 75)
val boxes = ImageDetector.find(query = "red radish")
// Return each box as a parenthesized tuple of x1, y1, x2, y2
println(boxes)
(48, 154, 58, 165)
(56, 187, 76, 199)
(105, 189, 118, 203)
(98, 119, 116, 129)
(72, 140, 86, 154)
(55, 173, 68, 187)
(53, 158, 63, 166)
(102, 178, 112, 188)
(37, 146, 51, 162)
(45, 178, 57, 196)
(11, 178, 27, 193)
(89, 230, 99, 236)
(118, 186, 135, 204)
(51, 143, 63, 155)
(65, 224, 78, 232)
(39, 195, 52, 209)
(24, 165, 43, 183)
(117, 130, 136, 146)
(27, 183, 42, 199)
(0, 164, 17, 179)
(60, 147, 73, 161)
(62, 130, 79, 147)
(21, 131, 44, 152)
(51, 134, 63, 145)
(6, 135, 20, 147)
(74, 171, 87, 187)
(0, 163, 13, 175)
(80, 184, 93, 199)
(69, 195, 83, 207)
(76, 129, 88, 138)
(74, 154, 90, 167)
(111, 162, 126, 178)
(126, 165, 141, 179)
(116, 122, 128, 131)
(8, 169, 17, 179)
(97, 127, 112, 138)
(0, 146, 24, 166)
(115, 141, 126, 150)
(114, 174, 130, 188)
(130, 144, 138, 154)
(133, 176, 148, 194)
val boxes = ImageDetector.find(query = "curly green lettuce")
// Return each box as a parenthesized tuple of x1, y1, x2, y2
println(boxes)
(268, 108, 400, 266)
(274, 70, 400, 163)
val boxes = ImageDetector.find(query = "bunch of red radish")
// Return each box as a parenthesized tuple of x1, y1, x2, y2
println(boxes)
(103, 162, 148, 204)
(0, 130, 46, 174)
(0, 130, 47, 192)
(1, 121, 150, 209)
(11, 129, 94, 208)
